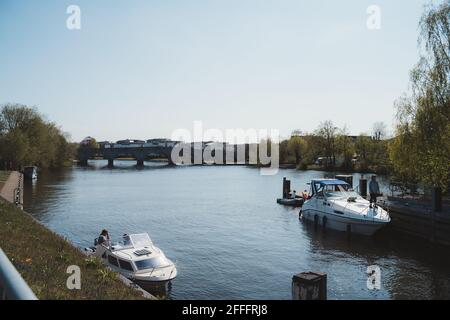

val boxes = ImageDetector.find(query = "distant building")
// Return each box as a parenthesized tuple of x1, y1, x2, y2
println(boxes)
(80, 136, 95, 146)
(146, 138, 179, 147)
(116, 139, 145, 145)
(97, 141, 112, 148)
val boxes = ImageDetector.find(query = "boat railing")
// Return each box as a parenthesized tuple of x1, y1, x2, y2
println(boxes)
(0, 248, 38, 300)
(387, 181, 450, 209)
(388, 181, 426, 199)
(13, 172, 23, 208)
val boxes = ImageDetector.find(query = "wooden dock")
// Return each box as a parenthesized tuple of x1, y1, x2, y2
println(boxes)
(379, 196, 450, 246)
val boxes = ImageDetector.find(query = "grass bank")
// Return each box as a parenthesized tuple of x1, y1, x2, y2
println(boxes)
(0, 198, 148, 299)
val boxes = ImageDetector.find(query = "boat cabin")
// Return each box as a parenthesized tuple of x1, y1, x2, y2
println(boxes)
(95, 233, 172, 275)
(309, 179, 351, 198)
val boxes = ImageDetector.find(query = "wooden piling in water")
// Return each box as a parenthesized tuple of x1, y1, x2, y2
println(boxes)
(292, 272, 327, 300)
(359, 177, 367, 198)
(282, 177, 291, 199)
(432, 187, 442, 212)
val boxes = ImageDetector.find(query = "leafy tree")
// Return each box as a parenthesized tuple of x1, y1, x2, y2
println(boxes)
(390, 1, 450, 190)
(355, 134, 372, 171)
(388, 123, 420, 185)
(316, 120, 337, 168)
(0, 103, 74, 169)
(0, 129, 28, 167)
(279, 140, 290, 164)
(336, 126, 355, 171)
(372, 122, 388, 141)
(86, 138, 99, 149)
(287, 136, 307, 166)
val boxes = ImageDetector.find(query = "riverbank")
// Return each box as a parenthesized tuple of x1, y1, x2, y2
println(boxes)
(278, 163, 385, 175)
(0, 174, 151, 299)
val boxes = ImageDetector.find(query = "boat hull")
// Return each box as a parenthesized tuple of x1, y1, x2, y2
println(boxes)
(277, 198, 303, 207)
(132, 266, 177, 283)
(301, 209, 388, 236)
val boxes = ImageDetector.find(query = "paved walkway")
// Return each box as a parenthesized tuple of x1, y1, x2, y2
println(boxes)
(0, 171, 22, 204)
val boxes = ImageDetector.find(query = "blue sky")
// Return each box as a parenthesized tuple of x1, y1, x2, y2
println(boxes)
(0, 0, 435, 142)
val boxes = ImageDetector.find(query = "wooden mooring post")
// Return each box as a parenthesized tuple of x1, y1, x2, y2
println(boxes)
(282, 177, 291, 199)
(430, 187, 442, 242)
(432, 187, 442, 212)
(359, 176, 367, 198)
(292, 272, 327, 300)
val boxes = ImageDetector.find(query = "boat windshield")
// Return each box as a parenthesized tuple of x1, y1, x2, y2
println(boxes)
(130, 233, 153, 247)
(134, 256, 170, 270)
(323, 184, 359, 199)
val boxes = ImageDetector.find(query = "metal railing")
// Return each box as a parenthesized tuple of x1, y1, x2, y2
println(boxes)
(0, 248, 37, 300)
(388, 181, 426, 198)
(13, 172, 23, 208)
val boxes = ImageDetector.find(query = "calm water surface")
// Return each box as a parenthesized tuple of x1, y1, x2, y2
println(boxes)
(23, 161, 450, 299)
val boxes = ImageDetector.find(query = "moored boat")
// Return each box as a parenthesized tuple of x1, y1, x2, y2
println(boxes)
(300, 179, 390, 236)
(85, 233, 177, 283)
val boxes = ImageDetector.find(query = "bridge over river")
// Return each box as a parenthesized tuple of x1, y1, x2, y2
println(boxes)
(77, 143, 256, 167)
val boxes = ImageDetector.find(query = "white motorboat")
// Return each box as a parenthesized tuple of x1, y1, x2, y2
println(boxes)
(85, 233, 177, 284)
(300, 179, 390, 236)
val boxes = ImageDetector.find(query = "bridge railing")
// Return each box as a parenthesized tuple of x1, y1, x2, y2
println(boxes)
(0, 248, 38, 300)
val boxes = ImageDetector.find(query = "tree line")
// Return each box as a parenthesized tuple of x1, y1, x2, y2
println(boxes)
(0, 104, 77, 170)
(279, 120, 390, 173)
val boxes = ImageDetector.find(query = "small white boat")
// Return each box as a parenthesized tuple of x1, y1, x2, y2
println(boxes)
(300, 179, 390, 236)
(85, 233, 177, 284)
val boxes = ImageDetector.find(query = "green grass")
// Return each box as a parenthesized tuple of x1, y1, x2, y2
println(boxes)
(0, 199, 149, 300)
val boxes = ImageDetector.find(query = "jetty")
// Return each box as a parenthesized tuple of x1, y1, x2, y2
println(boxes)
(378, 185, 450, 246)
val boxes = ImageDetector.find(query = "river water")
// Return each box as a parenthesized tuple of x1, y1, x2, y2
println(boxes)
(23, 161, 450, 299)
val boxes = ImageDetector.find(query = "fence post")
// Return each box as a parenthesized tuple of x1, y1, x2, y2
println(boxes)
(432, 187, 442, 212)
(359, 176, 367, 198)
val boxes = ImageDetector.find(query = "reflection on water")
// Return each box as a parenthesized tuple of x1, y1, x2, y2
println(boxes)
(302, 224, 450, 299)
(23, 161, 450, 299)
